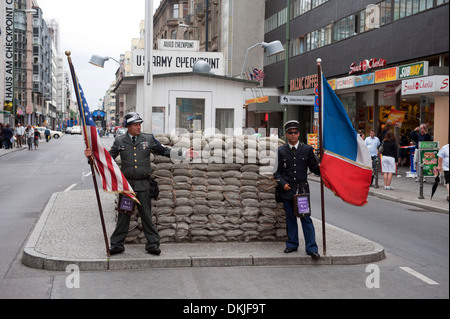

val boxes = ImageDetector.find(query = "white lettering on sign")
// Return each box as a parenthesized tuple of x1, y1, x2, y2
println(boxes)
(350, 58, 387, 75)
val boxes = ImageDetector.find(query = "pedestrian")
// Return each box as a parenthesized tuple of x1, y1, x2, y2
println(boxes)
(398, 129, 409, 167)
(365, 130, 380, 183)
(270, 128, 279, 139)
(435, 144, 449, 201)
(2, 123, 14, 150)
(274, 120, 321, 259)
(381, 130, 398, 190)
(45, 127, 51, 143)
(0, 123, 4, 149)
(15, 123, 25, 148)
(358, 130, 365, 140)
(365, 129, 380, 160)
(85, 113, 198, 256)
(33, 127, 41, 150)
(26, 125, 35, 151)
(410, 123, 432, 173)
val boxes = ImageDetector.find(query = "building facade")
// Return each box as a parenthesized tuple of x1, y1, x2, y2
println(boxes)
(1, 0, 67, 129)
(263, 0, 449, 145)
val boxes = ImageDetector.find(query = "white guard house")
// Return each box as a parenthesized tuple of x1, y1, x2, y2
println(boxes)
(114, 40, 259, 136)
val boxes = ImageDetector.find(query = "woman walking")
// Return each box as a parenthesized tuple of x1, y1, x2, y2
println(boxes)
(381, 130, 398, 190)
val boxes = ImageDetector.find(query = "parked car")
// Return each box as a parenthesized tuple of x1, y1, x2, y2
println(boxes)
(71, 126, 82, 135)
(115, 128, 128, 137)
(65, 127, 73, 134)
(35, 127, 62, 140)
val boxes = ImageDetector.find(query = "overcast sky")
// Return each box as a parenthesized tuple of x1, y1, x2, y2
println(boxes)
(36, 0, 161, 110)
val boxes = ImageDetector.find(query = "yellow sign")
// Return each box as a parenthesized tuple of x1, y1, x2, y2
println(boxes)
(245, 98, 257, 105)
(386, 109, 406, 128)
(327, 79, 336, 90)
(375, 67, 398, 83)
(257, 96, 269, 103)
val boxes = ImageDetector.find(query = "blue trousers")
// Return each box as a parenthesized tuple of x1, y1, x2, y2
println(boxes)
(283, 199, 319, 254)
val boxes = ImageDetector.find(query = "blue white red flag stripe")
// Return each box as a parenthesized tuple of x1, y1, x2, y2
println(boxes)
(320, 73, 372, 206)
(76, 80, 139, 203)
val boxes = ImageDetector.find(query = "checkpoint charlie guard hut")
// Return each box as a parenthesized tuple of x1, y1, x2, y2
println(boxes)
(114, 39, 259, 135)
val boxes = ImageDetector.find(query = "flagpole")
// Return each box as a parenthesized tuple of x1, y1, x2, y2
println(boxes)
(65, 51, 111, 258)
(317, 58, 327, 256)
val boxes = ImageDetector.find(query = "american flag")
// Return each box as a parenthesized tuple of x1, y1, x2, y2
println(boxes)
(248, 67, 266, 82)
(76, 79, 139, 204)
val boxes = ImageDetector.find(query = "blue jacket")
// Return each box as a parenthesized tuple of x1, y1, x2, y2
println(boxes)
(274, 143, 320, 200)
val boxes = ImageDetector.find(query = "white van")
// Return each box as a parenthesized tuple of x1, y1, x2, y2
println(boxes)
(71, 126, 82, 135)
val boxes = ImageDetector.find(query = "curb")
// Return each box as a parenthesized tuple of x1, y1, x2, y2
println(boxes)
(22, 191, 386, 272)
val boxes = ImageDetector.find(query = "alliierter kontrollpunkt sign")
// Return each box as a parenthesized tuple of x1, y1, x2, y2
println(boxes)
(158, 39, 199, 52)
(3, 0, 14, 104)
(132, 49, 225, 76)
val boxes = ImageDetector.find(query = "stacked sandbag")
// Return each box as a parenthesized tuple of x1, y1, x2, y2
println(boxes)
(114, 133, 287, 244)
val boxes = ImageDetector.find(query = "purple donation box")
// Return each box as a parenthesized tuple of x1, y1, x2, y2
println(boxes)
(294, 194, 312, 218)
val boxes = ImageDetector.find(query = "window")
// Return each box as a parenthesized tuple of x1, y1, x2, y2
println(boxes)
(176, 98, 205, 133)
(152, 107, 165, 134)
(333, 14, 356, 42)
(173, 4, 180, 18)
(216, 109, 234, 133)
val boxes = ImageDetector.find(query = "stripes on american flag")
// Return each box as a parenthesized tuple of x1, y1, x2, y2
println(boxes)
(76, 80, 139, 204)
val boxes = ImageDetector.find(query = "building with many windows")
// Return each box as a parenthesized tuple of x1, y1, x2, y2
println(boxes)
(262, 0, 449, 145)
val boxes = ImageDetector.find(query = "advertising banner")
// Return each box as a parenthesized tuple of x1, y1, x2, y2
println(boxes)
(386, 109, 406, 128)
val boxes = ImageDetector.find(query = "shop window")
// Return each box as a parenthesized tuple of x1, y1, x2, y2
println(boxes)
(176, 98, 205, 133)
(340, 94, 357, 129)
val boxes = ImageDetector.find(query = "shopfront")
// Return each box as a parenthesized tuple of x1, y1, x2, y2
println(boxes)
(324, 61, 448, 146)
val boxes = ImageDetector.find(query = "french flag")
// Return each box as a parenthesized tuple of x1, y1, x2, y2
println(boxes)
(320, 74, 373, 206)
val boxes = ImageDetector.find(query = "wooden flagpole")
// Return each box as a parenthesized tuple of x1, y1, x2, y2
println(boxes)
(317, 58, 327, 256)
(65, 51, 111, 258)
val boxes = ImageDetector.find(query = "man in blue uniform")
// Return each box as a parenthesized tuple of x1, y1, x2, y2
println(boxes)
(274, 121, 321, 259)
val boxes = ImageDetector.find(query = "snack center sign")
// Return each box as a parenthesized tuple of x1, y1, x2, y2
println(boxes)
(402, 75, 449, 95)
(132, 49, 225, 76)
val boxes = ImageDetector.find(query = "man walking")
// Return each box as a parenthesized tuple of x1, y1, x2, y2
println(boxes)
(274, 120, 321, 259)
(85, 113, 197, 256)
(16, 123, 25, 148)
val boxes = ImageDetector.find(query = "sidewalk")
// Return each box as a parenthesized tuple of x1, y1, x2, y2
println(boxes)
(16, 149, 448, 271)
(308, 165, 449, 214)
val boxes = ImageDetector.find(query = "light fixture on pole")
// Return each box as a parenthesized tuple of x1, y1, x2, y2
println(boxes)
(143, 0, 154, 133)
(179, 23, 200, 41)
(89, 55, 121, 68)
(240, 40, 284, 79)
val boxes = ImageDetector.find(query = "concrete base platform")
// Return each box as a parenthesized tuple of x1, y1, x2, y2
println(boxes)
(22, 191, 385, 271)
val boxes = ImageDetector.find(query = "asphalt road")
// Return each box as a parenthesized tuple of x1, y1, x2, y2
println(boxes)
(0, 135, 448, 300)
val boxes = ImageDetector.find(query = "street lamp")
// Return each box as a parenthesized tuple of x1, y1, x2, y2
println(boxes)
(89, 55, 121, 68)
(89, 1, 153, 133)
(240, 41, 285, 79)
(179, 23, 200, 41)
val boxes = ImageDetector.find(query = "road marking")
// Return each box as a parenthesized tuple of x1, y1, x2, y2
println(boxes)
(84, 172, 92, 177)
(400, 267, 439, 285)
(64, 184, 77, 192)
